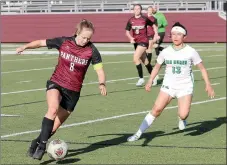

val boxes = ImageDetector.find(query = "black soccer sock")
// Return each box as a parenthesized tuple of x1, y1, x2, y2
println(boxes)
(159, 46, 164, 52)
(39, 117, 54, 147)
(136, 64, 143, 78)
(49, 131, 56, 138)
(155, 47, 160, 56)
(145, 63, 153, 74)
(34, 134, 41, 144)
(146, 53, 152, 64)
(34, 130, 56, 144)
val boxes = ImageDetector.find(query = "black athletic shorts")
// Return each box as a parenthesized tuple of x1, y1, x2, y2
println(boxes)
(148, 35, 154, 40)
(46, 80, 80, 112)
(134, 42, 149, 50)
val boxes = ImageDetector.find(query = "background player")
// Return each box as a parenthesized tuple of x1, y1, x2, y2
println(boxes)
(125, 4, 159, 86)
(16, 19, 107, 160)
(152, 5, 168, 56)
(146, 6, 159, 64)
(127, 22, 215, 142)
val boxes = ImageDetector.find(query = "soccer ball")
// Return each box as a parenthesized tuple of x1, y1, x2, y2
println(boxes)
(47, 139, 68, 161)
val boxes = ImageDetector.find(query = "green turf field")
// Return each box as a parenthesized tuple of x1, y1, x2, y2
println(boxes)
(1, 43, 226, 164)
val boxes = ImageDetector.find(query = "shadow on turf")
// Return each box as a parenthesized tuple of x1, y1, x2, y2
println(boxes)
(39, 131, 164, 164)
(170, 116, 227, 136)
(2, 116, 226, 164)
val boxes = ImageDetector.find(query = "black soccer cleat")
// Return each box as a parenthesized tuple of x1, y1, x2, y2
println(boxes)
(26, 139, 39, 157)
(32, 143, 46, 160)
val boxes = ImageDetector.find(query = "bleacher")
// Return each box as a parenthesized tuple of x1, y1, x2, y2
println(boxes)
(1, 0, 226, 14)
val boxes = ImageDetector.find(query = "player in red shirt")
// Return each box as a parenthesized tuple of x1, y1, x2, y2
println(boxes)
(146, 6, 160, 85)
(16, 19, 107, 160)
(125, 4, 157, 87)
(146, 6, 159, 64)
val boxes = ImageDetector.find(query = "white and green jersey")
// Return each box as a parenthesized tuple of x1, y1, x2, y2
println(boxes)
(157, 44, 202, 89)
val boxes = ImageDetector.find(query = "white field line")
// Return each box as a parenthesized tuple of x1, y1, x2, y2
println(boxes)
(211, 83, 221, 86)
(1, 54, 225, 62)
(1, 114, 22, 117)
(1, 55, 226, 62)
(1, 97, 226, 139)
(1, 66, 226, 96)
(16, 80, 32, 84)
(2, 57, 57, 62)
(1, 61, 132, 74)
(205, 55, 225, 58)
(1, 54, 225, 74)
(1, 43, 225, 48)
(1, 48, 225, 56)
(128, 82, 222, 86)
(1, 50, 135, 55)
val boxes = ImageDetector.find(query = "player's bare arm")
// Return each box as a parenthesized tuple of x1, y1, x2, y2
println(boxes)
(125, 30, 135, 43)
(16, 40, 46, 54)
(152, 24, 159, 40)
(95, 67, 107, 96)
(196, 62, 215, 98)
(145, 63, 162, 91)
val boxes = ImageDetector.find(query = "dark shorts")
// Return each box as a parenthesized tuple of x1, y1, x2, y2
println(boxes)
(46, 80, 80, 112)
(157, 32, 165, 45)
(133, 42, 149, 50)
(148, 35, 154, 40)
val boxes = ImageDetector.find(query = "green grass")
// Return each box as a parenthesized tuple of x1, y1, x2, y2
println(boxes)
(1, 43, 226, 164)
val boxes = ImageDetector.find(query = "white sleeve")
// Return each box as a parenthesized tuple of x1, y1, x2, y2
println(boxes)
(191, 49, 202, 65)
(156, 51, 165, 64)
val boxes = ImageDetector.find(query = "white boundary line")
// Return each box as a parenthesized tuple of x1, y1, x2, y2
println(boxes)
(1, 54, 225, 74)
(1, 54, 225, 63)
(1, 114, 21, 117)
(211, 83, 221, 86)
(1, 66, 226, 95)
(1, 50, 135, 55)
(1, 43, 225, 48)
(1, 61, 132, 74)
(1, 97, 225, 139)
(1, 48, 225, 55)
(2, 57, 56, 62)
(16, 80, 32, 84)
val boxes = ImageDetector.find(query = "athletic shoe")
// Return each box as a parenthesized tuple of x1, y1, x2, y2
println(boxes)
(32, 143, 46, 160)
(178, 119, 187, 130)
(136, 78, 145, 87)
(27, 139, 39, 157)
(127, 134, 140, 142)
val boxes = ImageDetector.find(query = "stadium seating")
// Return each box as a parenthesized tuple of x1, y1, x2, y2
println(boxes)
(1, 0, 226, 13)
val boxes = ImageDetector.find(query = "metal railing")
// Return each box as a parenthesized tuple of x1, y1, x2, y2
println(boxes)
(1, 0, 226, 14)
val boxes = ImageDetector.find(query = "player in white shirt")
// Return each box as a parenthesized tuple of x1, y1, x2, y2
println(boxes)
(127, 22, 215, 142)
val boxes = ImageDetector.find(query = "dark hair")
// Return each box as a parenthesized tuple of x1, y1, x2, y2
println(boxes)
(133, 4, 142, 10)
(74, 19, 95, 36)
(172, 22, 187, 35)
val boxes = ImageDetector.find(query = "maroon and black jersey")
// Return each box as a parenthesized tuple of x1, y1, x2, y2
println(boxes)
(147, 15, 157, 37)
(46, 36, 102, 92)
(125, 15, 154, 43)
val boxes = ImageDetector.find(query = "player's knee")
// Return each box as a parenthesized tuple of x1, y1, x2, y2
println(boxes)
(133, 57, 140, 64)
(46, 107, 58, 119)
(151, 106, 163, 117)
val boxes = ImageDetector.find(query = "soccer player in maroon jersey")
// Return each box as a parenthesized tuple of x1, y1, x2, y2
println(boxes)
(125, 4, 159, 87)
(16, 19, 107, 160)
(146, 6, 159, 64)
